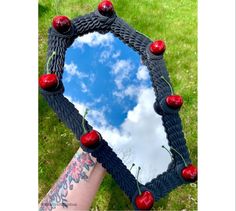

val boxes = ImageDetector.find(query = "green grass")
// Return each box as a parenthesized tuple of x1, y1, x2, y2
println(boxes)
(39, 0, 197, 210)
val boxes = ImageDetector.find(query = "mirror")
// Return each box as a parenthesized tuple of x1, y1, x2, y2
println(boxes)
(63, 32, 171, 184)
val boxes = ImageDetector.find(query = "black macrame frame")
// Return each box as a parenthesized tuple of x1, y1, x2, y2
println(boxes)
(40, 8, 193, 210)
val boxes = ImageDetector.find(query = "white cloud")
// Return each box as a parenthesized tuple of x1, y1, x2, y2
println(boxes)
(65, 87, 171, 184)
(112, 90, 123, 99)
(81, 82, 88, 93)
(99, 48, 113, 63)
(64, 62, 88, 82)
(111, 59, 134, 89)
(136, 65, 149, 80)
(112, 51, 121, 59)
(113, 84, 142, 100)
(72, 32, 114, 49)
(88, 73, 96, 84)
(88, 109, 108, 128)
(110, 88, 171, 184)
(72, 32, 116, 64)
(124, 85, 139, 98)
(65, 96, 109, 129)
(106, 88, 171, 184)
(112, 59, 133, 74)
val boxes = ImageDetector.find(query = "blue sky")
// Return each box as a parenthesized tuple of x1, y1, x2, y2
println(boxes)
(62, 32, 171, 184)
(64, 32, 150, 127)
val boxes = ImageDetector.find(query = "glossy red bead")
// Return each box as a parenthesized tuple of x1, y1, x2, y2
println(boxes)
(39, 74, 58, 90)
(166, 95, 183, 109)
(149, 40, 166, 55)
(135, 191, 154, 210)
(52, 16, 71, 33)
(98, 0, 114, 16)
(181, 164, 198, 182)
(80, 130, 101, 148)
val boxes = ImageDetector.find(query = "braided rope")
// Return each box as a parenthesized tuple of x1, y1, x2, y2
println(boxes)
(40, 9, 193, 209)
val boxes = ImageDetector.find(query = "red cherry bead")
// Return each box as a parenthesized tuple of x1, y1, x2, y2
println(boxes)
(166, 95, 183, 109)
(98, 0, 114, 16)
(52, 16, 71, 33)
(181, 164, 198, 182)
(80, 130, 101, 148)
(149, 40, 166, 55)
(135, 191, 154, 210)
(39, 74, 59, 90)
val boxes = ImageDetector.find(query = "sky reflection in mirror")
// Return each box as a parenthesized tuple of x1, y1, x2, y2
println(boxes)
(63, 32, 171, 184)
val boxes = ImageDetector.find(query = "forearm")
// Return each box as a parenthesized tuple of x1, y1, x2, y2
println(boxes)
(39, 148, 106, 211)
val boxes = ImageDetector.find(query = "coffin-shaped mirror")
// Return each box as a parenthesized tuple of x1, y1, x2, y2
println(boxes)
(63, 32, 171, 184)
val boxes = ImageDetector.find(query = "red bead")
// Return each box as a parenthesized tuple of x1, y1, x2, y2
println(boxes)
(98, 0, 114, 16)
(149, 40, 166, 55)
(80, 130, 101, 148)
(39, 74, 59, 90)
(52, 16, 71, 33)
(166, 95, 183, 109)
(135, 191, 154, 210)
(181, 164, 198, 182)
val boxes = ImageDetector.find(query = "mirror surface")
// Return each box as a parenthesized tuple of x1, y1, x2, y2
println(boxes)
(63, 32, 171, 184)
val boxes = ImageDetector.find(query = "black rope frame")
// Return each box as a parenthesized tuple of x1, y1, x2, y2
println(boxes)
(40, 7, 194, 210)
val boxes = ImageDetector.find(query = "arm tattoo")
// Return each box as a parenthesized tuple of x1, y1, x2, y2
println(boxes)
(39, 151, 96, 211)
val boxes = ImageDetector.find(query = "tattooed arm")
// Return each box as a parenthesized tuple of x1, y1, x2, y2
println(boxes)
(39, 148, 106, 211)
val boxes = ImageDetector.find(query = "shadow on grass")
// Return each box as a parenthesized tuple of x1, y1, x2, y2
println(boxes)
(39, 3, 49, 18)
(38, 94, 52, 117)
(154, 195, 169, 210)
(107, 177, 134, 210)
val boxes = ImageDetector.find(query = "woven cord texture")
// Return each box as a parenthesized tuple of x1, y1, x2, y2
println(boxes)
(41, 85, 92, 139)
(146, 58, 191, 163)
(145, 168, 184, 200)
(91, 140, 140, 199)
(110, 17, 152, 57)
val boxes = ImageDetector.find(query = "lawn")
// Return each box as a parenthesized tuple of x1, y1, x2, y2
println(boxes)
(38, 0, 197, 210)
